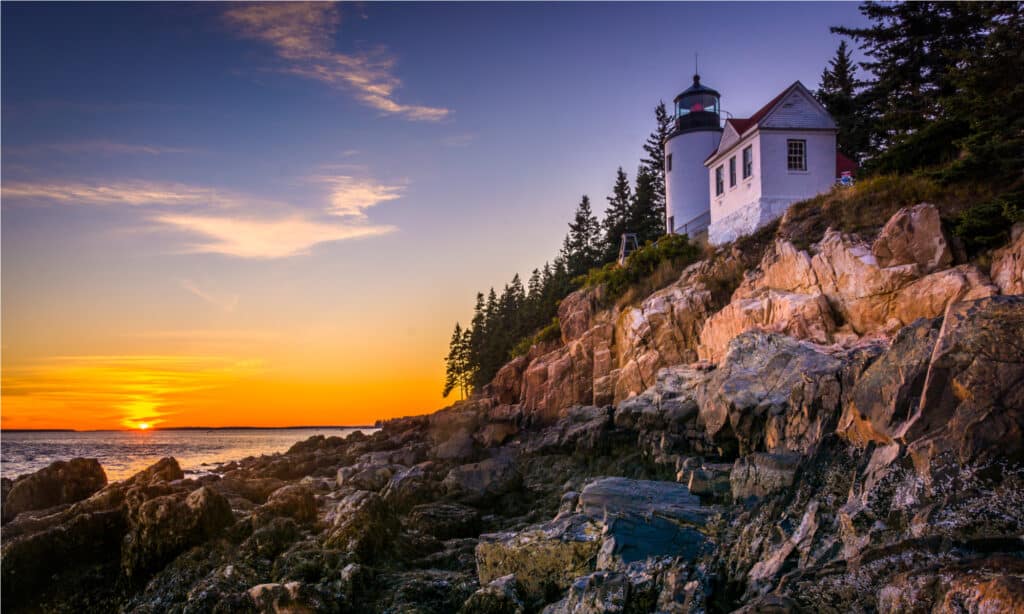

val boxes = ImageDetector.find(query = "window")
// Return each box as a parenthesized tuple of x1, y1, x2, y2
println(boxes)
(729, 157, 737, 188)
(666, 153, 673, 172)
(787, 139, 806, 171)
(715, 166, 724, 196)
(742, 146, 753, 178)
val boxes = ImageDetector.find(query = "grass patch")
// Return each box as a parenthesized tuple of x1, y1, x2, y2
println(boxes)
(777, 174, 996, 250)
(509, 317, 561, 359)
(577, 234, 703, 307)
(954, 189, 1024, 255)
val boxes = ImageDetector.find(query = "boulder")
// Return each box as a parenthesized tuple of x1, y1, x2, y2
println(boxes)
(698, 289, 836, 363)
(406, 502, 481, 540)
(2, 458, 107, 523)
(247, 581, 340, 614)
(260, 484, 317, 524)
(991, 223, 1024, 295)
(871, 203, 952, 273)
(215, 474, 286, 504)
(730, 453, 801, 500)
(492, 356, 530, 405)
(699, 332, 843, 455)
(900, 296, 1024, 472)
(324, 490, 396, 563)
(337, 463, 399, 492)
(381, 464, 442, 511)
(476, 514, 603, 605)
(613, 261, 718, 403)
(459, 574, 526, 614)
(543, 571, 628, 614)
(578, 478, 713, 569)
(122, 485, 234, 580)
(443, 455, 520, 503)
(559, 287, 599, 343)
(837, 317, 941, 446)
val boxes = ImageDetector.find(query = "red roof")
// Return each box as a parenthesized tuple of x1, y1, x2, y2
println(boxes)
(725, 117, 754, 135)
(705, 82, 805, 164)
(836, 151, 858, 176)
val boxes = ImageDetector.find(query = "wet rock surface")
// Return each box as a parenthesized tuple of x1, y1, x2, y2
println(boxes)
(3, 204, 1023, 612)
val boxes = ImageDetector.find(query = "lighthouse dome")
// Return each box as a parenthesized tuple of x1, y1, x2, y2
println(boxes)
(671, 74, 721, 134)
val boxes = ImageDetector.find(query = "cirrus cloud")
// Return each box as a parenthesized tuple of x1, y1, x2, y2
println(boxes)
(223, 3, 449, 122)
(155, 213, 396, 259)
(1, 180, 247, 208)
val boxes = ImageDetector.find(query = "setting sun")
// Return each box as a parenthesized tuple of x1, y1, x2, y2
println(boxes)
(137, 423, 151, 430)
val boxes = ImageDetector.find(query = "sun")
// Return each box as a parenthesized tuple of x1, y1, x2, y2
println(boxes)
(137, 422, 151, 430)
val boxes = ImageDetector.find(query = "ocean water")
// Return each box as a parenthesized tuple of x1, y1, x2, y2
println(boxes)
(1, 428, 373, 482)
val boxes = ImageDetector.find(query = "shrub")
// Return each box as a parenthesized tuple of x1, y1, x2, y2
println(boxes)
(777, 173, 999, 250)
(578, 234, 702, 305)
(954, 190, 1024, 254)
(509, 317, 561, 359)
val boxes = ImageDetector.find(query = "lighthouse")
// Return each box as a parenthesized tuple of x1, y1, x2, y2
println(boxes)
(664, 74, 722, 237)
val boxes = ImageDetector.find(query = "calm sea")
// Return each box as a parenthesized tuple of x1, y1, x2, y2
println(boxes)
(1, 428, 372, 482)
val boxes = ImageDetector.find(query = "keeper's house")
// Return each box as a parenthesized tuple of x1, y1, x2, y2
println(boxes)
(663, 76, 856, 245)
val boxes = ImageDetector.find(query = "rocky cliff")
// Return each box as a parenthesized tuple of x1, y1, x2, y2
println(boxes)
(2, 205, 1022, 613)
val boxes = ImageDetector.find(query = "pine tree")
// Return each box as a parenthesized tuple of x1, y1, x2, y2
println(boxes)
(817, 41, 868, 162)
(938, 3, 1024, 186)
(443, 323, 469, 399)
(630, 165, 664, 245)
(561, 195, 603, 278)
(641, 101, 672, 226)
(832, 2, 991, 169)
(602, 167, 633, 262)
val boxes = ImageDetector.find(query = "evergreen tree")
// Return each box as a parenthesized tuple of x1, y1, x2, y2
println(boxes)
(833, 2, 992, 169)
(816, 41, 869, 162)
(938, 3, 1024, 186)
(641, 101, 672, 228)
(467, 292, 486, 376)
(561, 195, 603, 277)
(602, 167, 633, 262)
(442, 323, 472, 399)
(630, 165, 664, 245)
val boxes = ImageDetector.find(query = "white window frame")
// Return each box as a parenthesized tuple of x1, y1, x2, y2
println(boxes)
(787, 139, 807, 171)
(742, 145, 753, 179)
(715, 166, 724, 196)
(729, 156, 737, 188)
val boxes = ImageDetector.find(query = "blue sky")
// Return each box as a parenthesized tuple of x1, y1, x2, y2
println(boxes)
(1, 2, 868, 428)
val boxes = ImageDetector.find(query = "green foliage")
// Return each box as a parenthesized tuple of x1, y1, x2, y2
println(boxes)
(561, 195, 604, 278)
(579, 234, 701, 303)
(954, 190, 1024, 254)
(816, 41, 870, 163)
(629, 165, 664, 246)
(442, 323, 474, 399)
(832, 2, 1021, 183)
(509, 318, 561, 359)
(601, 168, 634, 262)
(641, 101, 672, 221)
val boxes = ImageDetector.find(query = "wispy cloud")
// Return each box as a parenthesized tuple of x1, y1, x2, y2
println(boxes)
(179, 279, 240, 313)
(223, 3, 449, 121)
(7, 140, 194, 156)
(2, 180, 246, 208)
(156, 213, 396, 259)
(310, 175, 405, 218)
(4, 173, 401, 259)
(441, 133, 477, 147)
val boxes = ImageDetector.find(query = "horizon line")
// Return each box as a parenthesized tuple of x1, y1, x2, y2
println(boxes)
(1, 425, 378, 433)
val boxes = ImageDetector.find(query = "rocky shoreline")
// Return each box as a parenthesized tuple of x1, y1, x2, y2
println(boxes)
(3, 205, 1023, 613)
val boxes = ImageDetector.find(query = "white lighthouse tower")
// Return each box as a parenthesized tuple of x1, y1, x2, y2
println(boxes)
(664, 74, 722, 237)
